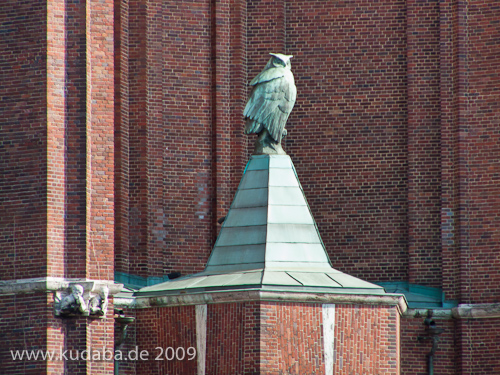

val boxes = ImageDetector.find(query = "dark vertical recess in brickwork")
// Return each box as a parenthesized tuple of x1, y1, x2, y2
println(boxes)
(210, 0, 218, 245)
(114, 0, 130, 275)
(457, 0, 471, 306)
(210, 0, 232, 245)
(439, 0, 460, 301)
(457, 0, 474, 306)
(246, 0, 286, 158)
(285, 1, 408, 282)
(229, 0, 248, 197)
(406, 0, 442, 287)
(65, 0, 88, 279)
(128, 0, 149, 277)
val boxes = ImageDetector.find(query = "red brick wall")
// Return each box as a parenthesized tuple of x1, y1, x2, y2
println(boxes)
(0, 293, 115, 375)
(60, 0, 88, 279)
(127, 0, 148, 277)
(286, 0, 409, 283)
(137, 301, 401, 375)
(401, 318, 458, 375)
(1, 0, 116, 373)
(1, 0, 115, 281)
(85, 0, 115, 280)
(117, 0, 500, 299)
(125, 0, 216, 278)
(122, 0, 251, 278)
(260, 302, 324, 374)
(0, 0, 48, 280)
(406, 0, 442, 288)
(114, 0, 130, 275)
(87, 305, 116, 375)
(335, 304, 400, 375)
(457, 318, 500, 374)
(0, 294, 49, 374)
(136, 306, 197, 375)
(246, 0, 285, 156)
(458, 0, 500, 304)
(440, 0, 461, 302)
(206, 303, 245, 374)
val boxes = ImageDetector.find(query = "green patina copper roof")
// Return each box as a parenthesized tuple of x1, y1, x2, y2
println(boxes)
(135, 155, 386, 297)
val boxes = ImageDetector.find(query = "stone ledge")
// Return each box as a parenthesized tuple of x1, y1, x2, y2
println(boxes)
(403, 303, 500, 320)
(0, 277, 122, 296)
(452, 303, 500, 319)
(126, 289, 407, 314)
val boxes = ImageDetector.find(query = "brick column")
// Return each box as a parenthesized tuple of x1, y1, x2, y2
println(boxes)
(132, 294, 404, 375)
(85, 1, 115, 373)
(86, 0, 115, 281)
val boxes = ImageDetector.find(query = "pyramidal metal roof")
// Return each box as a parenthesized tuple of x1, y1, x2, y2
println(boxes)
(135, 155, 386, 297)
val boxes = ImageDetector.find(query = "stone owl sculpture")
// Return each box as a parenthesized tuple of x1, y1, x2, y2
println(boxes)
(244, 53, 296, 154)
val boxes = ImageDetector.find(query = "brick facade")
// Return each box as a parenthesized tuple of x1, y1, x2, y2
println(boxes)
(132, 301, 401, 375)
(1, 0, 115, 373)
(1, 0, 48, 281)
(1, 0, 500, 374)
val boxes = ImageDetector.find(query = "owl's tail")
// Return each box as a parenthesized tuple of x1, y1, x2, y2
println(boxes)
(244, 119, 264, 135)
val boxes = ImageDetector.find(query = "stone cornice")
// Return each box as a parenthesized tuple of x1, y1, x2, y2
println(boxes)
(126, 289, 408, 314)
(0, 277, 123, 296)
(403, 303, 500, 320)
(452, 303, 500, 319)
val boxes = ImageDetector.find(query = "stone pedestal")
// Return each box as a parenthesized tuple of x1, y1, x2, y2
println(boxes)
(132, 155, 407, 374)
(133, 292, 403, 375)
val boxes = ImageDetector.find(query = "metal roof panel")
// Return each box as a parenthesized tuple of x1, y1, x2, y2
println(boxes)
(269, 155, 292, 169)
(266, 223, 322, 244)
(240, 170, 268, 189)
(287, 272, 342, 287)
(207, 244, 266, 265)
(265, 243, 329, 263)
(215, 225, 267, 247)
(268, 187, 306, 206)
(245, 157, 269, 171)
(224, 207, 267, 227)
(268, 168, 299, 187)
(268, 205, 313, 224)
(262, 271, 302, 286)
(231, 188, 268, 208)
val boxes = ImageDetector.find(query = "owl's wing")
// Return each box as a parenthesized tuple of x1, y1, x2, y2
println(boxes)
(249, 67, 286, 86)
(244, 72, 296, 142)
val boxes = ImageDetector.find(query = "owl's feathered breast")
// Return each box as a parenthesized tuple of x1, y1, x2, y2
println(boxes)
(244, 66, 296, 142)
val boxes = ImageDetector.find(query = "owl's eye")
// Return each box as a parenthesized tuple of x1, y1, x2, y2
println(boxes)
(274, 57, 284, 66)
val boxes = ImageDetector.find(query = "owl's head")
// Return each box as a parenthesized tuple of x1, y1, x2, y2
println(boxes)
(269, 53, 293, 69)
